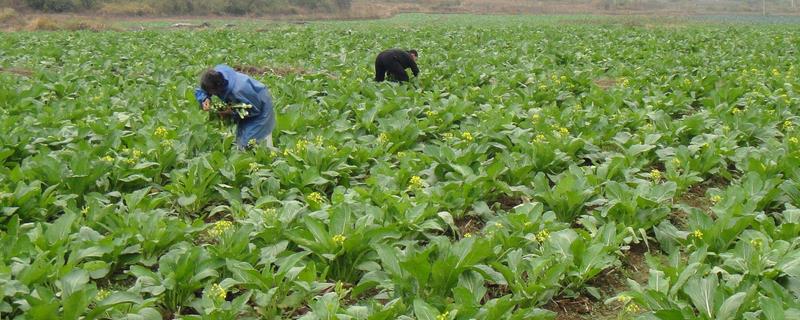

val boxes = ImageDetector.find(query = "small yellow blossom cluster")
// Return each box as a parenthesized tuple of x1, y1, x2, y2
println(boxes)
(710, 195, 722, 203)
(535, 134, 547, 143)
(409, 175, 426, 189)
(692, 229, 704, 240)
(284, 138, 317, 156)
(443, 132, 455, 140)
(461, 132, 474, 142)
(208, 283, 226, 301)
(789, 137, 799, 145)
(536, 229, 550, 242)
(332, 234, 347, 246)
(436, 311, 450, 320)
(101, 155, 114, 163)
(95, 289, 110, 301)
(426, 110, 438, 117)
(249, 162, 261, 172)
(378, 133, 389, 143)
(154, 126, 168, 138)
(625, 303, 641, 313)
(463, 233, 473, 238)
(208, 220, 233, 238)
(650, 169, 662, 182)
(307, 192, 325, 205)
(750, 238, 763, 249)
(556, 127, 569, 136)
(783, 120, 793, 131)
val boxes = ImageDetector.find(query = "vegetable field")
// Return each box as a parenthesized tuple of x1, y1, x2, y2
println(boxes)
(1, 14, 800, 320)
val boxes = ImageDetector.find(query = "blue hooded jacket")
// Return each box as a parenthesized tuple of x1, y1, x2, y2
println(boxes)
(194, 64, 276, 148)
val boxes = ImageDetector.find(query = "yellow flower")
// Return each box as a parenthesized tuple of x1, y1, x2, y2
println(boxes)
(436, 311, 450, 320)
(494, 222, 503, 228)
(560, 75, 567, 81)
(750, 238, 763, 249)
(378, 133, 388, 143)
(397, 151, 407, 158)
(624, 303, 641, 313)
(264, 208, 277, 218)
(683, 79, 692, 86)
(131, 149, 142, 159)
(315, 136, 324, 145)
(536, 230, 550, 242)
(208, 220, 233, 238)
(692, 229, 703, 239)
(772, 68, 780, 76)
(124, 158, 136, 165)
(464, 233, 473, 238)
(270, 150, 278, 158)
(248, 139, 257, 148)
(535, 134, 546, 143)
(160, 140, 174, 148)
(462, 132, 474, 142)
(154, 126, 168, 138)
(295, 139, 309, 152)
(443, 132, 454, 140)
(783, 120, 793, 130)
(617, 295, 631, 303)
(409, 175, 425, 189)
(710, 195, 722, 203)
(81, 206, 89, 215)
(789, 137, 799, 144)
(532, 113, 540, 121)
(249, 162, 261, 172)
(731, 108, 742, 115)
(208, 283, 226, 301)
(650, 169, 662, 182)
(621, 78, 630, 87)
(426, 110, 438, 117)
(538, 84, 548, 90)
(672, 158, 681, 166)
(558, 127, 569, 136)
(307, 192, 325, 205)
(101, 155, 114, 163)
(332, 234, 347, 245)
(95, 289, 110, 301)
(524, 221, 533, 227)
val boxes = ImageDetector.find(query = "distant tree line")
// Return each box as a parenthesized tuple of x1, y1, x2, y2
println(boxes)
(0, 0, 352, 14)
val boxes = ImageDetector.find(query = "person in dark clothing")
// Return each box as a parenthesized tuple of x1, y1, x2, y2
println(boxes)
(374, 49, 419, 82)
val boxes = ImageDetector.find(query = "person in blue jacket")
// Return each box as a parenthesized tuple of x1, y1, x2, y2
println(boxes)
(195, 64, 276, 149)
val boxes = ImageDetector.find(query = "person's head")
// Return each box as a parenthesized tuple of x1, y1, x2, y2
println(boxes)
(200, 69, 227, 96)
(407, 49, 418, 61)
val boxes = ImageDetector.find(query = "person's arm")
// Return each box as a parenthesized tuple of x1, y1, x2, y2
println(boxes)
(194, 88, 210, 110)
(410, 59, 419, 77)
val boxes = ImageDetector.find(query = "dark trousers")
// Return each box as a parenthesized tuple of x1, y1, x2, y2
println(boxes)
(375, 60, 409, 82)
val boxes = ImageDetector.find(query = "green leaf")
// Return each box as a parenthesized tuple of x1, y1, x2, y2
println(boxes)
(684, 275, 717, 319)
(716, 292, 746, 320)
(413, 299, 439, 320)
